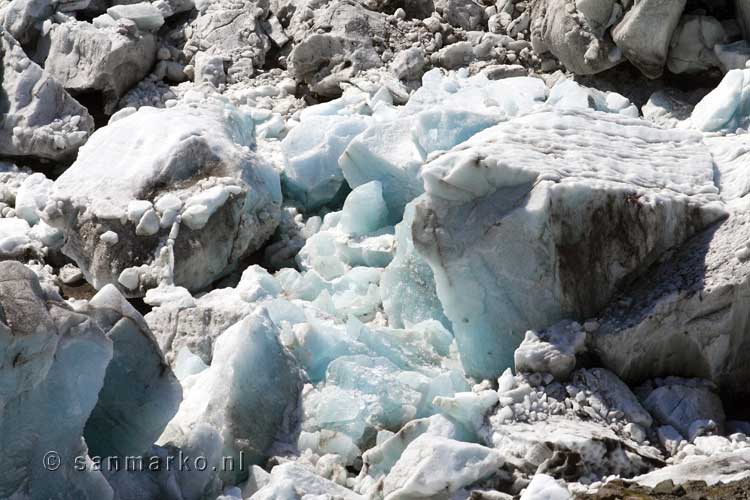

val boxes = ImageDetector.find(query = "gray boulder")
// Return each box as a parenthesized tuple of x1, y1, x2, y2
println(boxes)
(39, 20, 157, 114)
(0, 27, 94, 161)
(183, 0, 271, 84)
(530, 0, 622, 75)
(288, 0, 388, 97)
(612, 0, 686, 78)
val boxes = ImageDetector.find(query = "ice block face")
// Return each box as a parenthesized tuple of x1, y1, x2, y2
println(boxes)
(0, 261, 114, 500)
(412, 107, 724, 379)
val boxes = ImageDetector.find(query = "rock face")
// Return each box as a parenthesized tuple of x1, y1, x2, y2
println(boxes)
(412, 108, 723, 379)
(592, 207, 750, 395)
(611, 0, 686, 79)
(530, 0, 622, 75)
(0, 27, 94, 161)
(0, 261, 114, 500)
(737, 0, 750, 39)
(288, 0, 388, 96)
(39, 20, 157, 114)
(184, 0, 272, 84)
(1, 0, 55, 45)
(43, 99, 282, 297)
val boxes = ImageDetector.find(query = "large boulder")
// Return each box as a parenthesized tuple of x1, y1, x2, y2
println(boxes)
(39, 20, 157, 114)
(611, 0, 687, 79)
(411, 108, 723, 379)
(0, 261, 114, 500)
(183, 0, 272, 84)
(0, 27, 94, 161)
(288, 0, 388, 97)
(530, 0, 622, 75)
(666, 15, 726, 74)
(42, 98, 282, 297)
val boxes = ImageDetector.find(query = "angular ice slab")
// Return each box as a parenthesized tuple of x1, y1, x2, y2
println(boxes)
(0, 261, 114, 500)
(412, 108, 724, 379)
(691, 69, 750, 132)
(81, 285, 182, 458)
(159, 309, 303, 483)
(340, 71, 546, 220)
(282, 114, 370, 211)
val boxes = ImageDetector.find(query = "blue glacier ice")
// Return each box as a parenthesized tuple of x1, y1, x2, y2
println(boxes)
(691, 69, 750, 132)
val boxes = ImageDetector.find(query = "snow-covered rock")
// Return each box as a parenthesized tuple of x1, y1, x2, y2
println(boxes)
(514, 321, 587, 381)
(381, 435, 505, 499)
(412, 107, 723, 379)
(43, 98, 281, 297)
(39, 20, 157, 115)
(0, 261, 114, 500)
(0, 27, 94, 161)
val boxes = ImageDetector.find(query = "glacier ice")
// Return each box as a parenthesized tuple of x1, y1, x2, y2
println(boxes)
(520, 474, 570, 500)
(282, 113, 370, 211)
(339, 71, 546, 220)
(159, 309, 304, 483)
(690, 69, 750, 132)
(380, 198, 451, 331)
(0, 261, 114, 500)
(411, 107, 724, 379)
(80, 285, 182, 458)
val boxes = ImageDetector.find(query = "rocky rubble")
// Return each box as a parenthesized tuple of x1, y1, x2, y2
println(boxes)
(3, 0, 750, 499)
